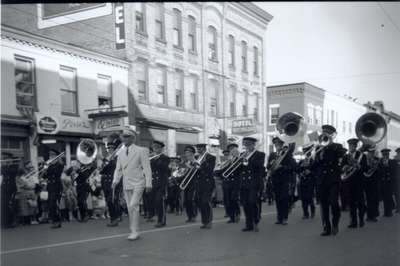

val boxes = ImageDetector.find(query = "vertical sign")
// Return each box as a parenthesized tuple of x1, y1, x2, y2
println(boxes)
(115, 3, 125, 50)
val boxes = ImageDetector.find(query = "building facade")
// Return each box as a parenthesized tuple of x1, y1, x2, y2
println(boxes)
(1, 26, 130, 167)
(1, 3, 273, 158)
(266, 82, 367, 154)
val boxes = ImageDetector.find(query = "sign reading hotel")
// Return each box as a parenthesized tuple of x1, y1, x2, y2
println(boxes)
(37, 3, 112, 29)
(232, 118, 257, 135)
(114, 3, 126, 50)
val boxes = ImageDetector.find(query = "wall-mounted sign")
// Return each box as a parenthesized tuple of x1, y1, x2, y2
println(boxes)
(60, 117, 92, 134)
(37, 3, 112, 29)
(115, 3, 125, 50)
(94, 117, 125, 134)
(232, 118, 257, 135)
(37, 115, 60, 134)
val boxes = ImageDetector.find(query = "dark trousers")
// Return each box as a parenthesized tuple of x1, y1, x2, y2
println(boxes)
(143, 190, 155, 218)
(274, 183, 289, 222)
(394, 190, 400, 213)
(340, 181, 350, 211)
(153, 186, 167, 224)
(319, 183, 341, 232)
(1, 194, 17, 228)
(103, 184, 121, 222)
(184, 185, 197, 220)
(76, 185, 89, 220)
(382, 183, 394, 216)
(364, 181, 379, 219)
(301, 196, 315, 218)
(240, 188, 260, 229)
(224, 185, 241, 221)
(48, 191, 61, 224)
(197, 184, 214, 225)
(222, 184, 229, 216)
(348, 183, 365, 224)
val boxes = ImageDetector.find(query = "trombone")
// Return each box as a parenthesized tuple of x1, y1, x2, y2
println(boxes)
(179, 151, 207, 190)
(20, 152, 65, 180)
(222, 143, 262, 178)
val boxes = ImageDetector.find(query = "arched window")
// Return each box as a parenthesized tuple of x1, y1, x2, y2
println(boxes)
(207, 26, 218, 61)
(228, 35, 235, 68)
(173, 8, 182, 48)
(241, 41, 248, 73)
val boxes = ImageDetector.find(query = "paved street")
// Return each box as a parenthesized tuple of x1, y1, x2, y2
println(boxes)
(1, 204, 399, 266)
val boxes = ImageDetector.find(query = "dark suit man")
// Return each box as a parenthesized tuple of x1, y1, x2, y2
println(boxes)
(194, 143, 216, 229)
(312, 125, 345, 236)
(363, 146, 380, 222)
(150, 141, 170, 228)
(239, 137, 265, 232)
(341, 138, 367, 228)
(297, 144, 316, 219)
(267, 137, 296, 225)
(379, 148, 396, 217)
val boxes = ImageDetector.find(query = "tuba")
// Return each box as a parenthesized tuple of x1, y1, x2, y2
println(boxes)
(267, 112, 304, 179)
(76, 138, 98, 165)
(342, 113, 387, 180)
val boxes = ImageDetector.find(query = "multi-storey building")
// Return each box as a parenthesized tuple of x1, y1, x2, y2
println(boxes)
(1, 3, 273, 158)
(266, 82, 367, 154)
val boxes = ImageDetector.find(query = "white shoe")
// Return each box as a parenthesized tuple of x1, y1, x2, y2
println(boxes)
(127, 234, 140, 241)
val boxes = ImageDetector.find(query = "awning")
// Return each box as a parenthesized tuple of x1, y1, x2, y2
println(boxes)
(136, 118, 202, 133)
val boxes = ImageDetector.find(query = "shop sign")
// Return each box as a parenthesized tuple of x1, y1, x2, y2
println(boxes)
(94, 117, 125, 134)
(60, 117, 92, 134)
(37, 115, 60, 134)
(232, 118, 257, 135)
(115, 2, 125, 50)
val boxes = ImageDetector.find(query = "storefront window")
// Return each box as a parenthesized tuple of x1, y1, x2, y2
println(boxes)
(97, 75, 112, 109)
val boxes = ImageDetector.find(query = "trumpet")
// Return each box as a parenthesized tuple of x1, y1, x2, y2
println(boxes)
(179, 152, 207, 190)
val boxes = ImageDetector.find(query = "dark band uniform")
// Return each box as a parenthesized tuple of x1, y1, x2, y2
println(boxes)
(239, 139, 265, 231)
(296, 145, 316, 219)
(394, 148, 400, 213)
(379, 149, 396, 217)
(267, 140, 296, 224)
(194, 145, 216, 228)
(312, 125, 345, 236)
(363, 147, 381, 221)
(75, 163, 96, 221)
(150, 150, 170, 226)
(341, 138, 367, 228)
(182, 146, 198, 222)
(43, 154, 64, 227)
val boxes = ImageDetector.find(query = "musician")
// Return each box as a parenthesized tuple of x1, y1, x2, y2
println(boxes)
(43, 149, 64, 229)
(182, 146, 198, 223)
(239, 137, 265, 232)
(312, 125, 345, 236)
(297, 144, 316, 219)
(193, 143, 216, 229)
(112, 126, 152, 241)
(167, 157, 183, 215)
(220, 149, 231, 219)
(100, 133, 122, 227)
(267, 137, 296, 226)
(393, 147, 400, 213)
(341, 138, 367, 228)
(364, 146, 380, 222)
(1, 154, 18, 228)
(149, 141, 170, 228)
(215, 144, 241, 223)
(75, 160, 96, 223)
(379, 148, 396, 217)
(339, 147, 350, 211)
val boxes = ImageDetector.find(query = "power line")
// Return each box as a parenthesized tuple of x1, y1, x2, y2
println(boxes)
(377, 2, 400, 34)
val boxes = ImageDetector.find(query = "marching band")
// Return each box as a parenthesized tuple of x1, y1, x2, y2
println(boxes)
(1, 112, 400, 240)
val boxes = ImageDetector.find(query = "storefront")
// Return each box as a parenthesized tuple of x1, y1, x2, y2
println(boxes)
(1, 115, 31, 164)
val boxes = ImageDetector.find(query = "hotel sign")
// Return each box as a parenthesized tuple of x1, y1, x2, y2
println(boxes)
(232, 118, 257, 135)
(114, 3, 126, 50)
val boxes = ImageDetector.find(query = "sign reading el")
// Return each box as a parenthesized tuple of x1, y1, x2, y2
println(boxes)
(114, 3, 126, 50)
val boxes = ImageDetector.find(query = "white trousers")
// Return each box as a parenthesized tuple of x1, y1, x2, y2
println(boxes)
(124, 187, 145, 235)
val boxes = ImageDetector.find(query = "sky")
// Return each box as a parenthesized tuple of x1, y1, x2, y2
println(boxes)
(255, 1, 400, 114)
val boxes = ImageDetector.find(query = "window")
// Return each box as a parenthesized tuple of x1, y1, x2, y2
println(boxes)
(342, 121, 346, 133)
(15, 56, 36, 109)
(307, 104, 314, 124)
(188, 16, 196, 53)
(174, 70, 183, 107)
(209, 81, 218, 116)
(253, 46, 259, 76)
(242, 89, 248, 116)
(331, 110, 335, 126)
(269, 104, 280, 125)
(60, 66, 77, 115)
(241, 41, 248, 73)
(135, 3, 146, 34)
(254, 93, 260, 122)
(136, 61, 147, 102)
(315, 107, 322, 125)
(229, 86, 236, 117)
(207, 26, 217, 61)
(155, 66, 166, 104)
(228, 35, 235, 68)
(97, 75, 112, 109)
(1, 137, 23, 150)
(155, 3, 165, 41)
(349, 122, 352, 134)
(173, 8, 182, 48)
(187, 75, 198, 110)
